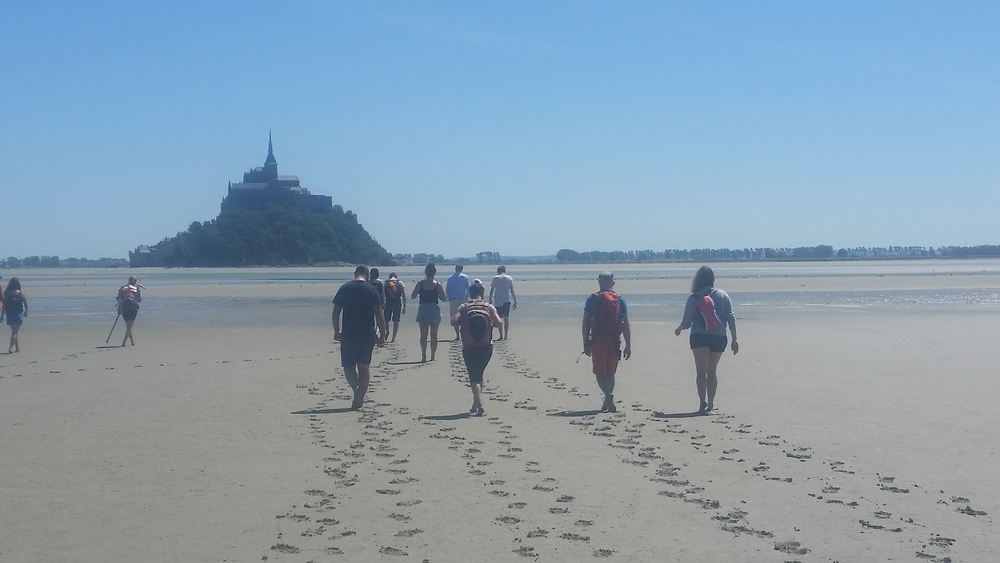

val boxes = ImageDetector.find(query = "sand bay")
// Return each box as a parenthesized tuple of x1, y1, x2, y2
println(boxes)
(1, 260, 998, 561)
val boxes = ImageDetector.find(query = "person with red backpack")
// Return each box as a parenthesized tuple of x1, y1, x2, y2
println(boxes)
(582, 271, 632, 413)
(451, 281, 503, 416)
(116, 276, 142, 347)
(674, 266, 739, 414)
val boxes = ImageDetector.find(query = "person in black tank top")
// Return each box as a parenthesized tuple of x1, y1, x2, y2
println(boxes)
(411, 263, 448, 362)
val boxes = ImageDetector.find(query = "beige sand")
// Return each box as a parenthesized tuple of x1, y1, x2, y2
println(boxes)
(0, 264, 997, 562)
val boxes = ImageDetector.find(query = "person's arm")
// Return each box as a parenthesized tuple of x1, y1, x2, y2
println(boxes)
(510, 282, 517, 310)
(674, 296, 695, 336)
(582, 310, 593, 355)
(724, 293, 739, 354)
(332, 304, 343, 341)
(136, 289, 142, 303)
(489, 305, 503, 326)
(400, 282, 407, 313)
(488, 282, 496, 303)
(621, 310, 632, 360)
(410, 282, 420, 300)
(21, 292, 28, 316)
(374, 304, 387, 346)
(450, 305, 464, 327)
(436, 281, 448, 302)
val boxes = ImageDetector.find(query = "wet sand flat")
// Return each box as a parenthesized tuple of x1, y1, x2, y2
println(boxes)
(0, 262, 997, 561)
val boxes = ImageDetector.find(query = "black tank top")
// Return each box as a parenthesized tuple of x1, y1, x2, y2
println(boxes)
(418, 281, 440, 304)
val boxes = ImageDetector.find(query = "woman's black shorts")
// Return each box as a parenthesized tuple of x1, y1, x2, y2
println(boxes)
(462, 346, 493, 384)
(690, 333, 727, 353)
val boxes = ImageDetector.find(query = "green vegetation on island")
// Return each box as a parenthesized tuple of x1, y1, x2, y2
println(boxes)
(148, 204, 392, 267)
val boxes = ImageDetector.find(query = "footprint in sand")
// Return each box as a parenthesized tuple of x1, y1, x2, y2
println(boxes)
(773, 540, 808, 555)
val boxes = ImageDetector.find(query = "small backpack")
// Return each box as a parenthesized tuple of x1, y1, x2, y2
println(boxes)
(590, 291, 624, 338)
(696, 292, 722, 330)
(119, 285, 139, 314)
(385, 278, 400, 299)
(4, 292, 23, 315)
(461, 301, 494, 348)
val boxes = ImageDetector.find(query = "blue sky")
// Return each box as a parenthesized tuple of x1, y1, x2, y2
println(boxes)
(2, 1, 997, 259)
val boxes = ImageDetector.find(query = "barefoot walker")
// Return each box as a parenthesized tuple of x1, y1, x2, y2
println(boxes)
(674, 266, 739, 414)
(333, 265, 388, 410)
(451, 281, 503, 416)
(582, 271, 631, 413)
(412, 263, 448, 362)
(116, 277, 142, 347)
(1, 277, 28, 354)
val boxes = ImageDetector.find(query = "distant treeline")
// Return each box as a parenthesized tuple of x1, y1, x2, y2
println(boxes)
(555, 245, 1000, 263)
(1, 256, 128, 268)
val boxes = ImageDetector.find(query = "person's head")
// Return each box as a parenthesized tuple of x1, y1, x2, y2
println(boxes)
(370, 267, 380, 281)
(598, 271, 615, 291)
(455, 264, 464, 272)
(691, 265, 715, 293)
(388, 272, 397, 280)
(424, 263, 437, 278)
(497, 265, 506, 274)
(469, 282, 486, 299)
(128, 276, 138, 285)
(354, 265, 370, 279)
(6, 277, 20, 294)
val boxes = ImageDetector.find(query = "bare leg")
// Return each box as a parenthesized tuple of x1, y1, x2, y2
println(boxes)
(471, 382, 483, 413)
(429, 322, 439, 361)
(9, 326, 20, 353)
(121, 319, 135, 347)
(596, 374, 616, 412)
(391, 321, 399, 342)
(502, 314, 510, 339)
(418, 322, 429, 362)
(705, 351, 724, 412)
(355, 363, 372, 409)
(691, 346, 712, 413)
(344, 364, 360, 391)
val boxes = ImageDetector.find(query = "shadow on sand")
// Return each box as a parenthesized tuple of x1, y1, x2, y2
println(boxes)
(420, 412, 473, 421)
(548, 409, 603, 417)
(651, 411, 707, 419)
(291, 407, 358, 415)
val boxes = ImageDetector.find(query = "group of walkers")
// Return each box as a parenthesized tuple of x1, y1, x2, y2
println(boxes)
(332, 263, 519, 413)
(0, 274, 142, 353)
(331, 263, 738, 416)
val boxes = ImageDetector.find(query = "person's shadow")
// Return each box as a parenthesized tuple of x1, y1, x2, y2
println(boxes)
(291, 407, 358, 415)
(651, 411, 706, 419)
(548, 409, 603, 417)
(421, 412, 472, 421)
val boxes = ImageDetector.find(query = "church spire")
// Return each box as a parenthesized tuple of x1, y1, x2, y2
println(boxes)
(264, 130, 277, 166)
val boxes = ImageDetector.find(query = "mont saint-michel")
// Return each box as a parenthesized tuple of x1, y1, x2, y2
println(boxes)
(130, 135, 390, 267)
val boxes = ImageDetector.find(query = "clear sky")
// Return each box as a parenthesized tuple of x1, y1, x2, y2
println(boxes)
(2, 1, 997, 260)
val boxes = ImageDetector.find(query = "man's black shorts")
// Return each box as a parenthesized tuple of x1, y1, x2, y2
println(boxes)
(495, 302, 511, 317)
(341, 335, 376, 367)
(384, 300, 402, 322)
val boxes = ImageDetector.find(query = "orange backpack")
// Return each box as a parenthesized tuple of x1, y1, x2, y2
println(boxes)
(591, 291, 624, 338)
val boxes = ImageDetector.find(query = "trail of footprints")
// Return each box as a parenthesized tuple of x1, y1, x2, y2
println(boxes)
(264, 339, 988, 562)
(497, 343, 985, 562)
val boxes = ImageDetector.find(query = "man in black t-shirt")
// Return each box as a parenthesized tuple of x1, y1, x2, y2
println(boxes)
(333, 265, 388, 410)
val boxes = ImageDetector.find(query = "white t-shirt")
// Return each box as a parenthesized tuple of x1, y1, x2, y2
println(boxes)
(490, 274, 514, 304)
